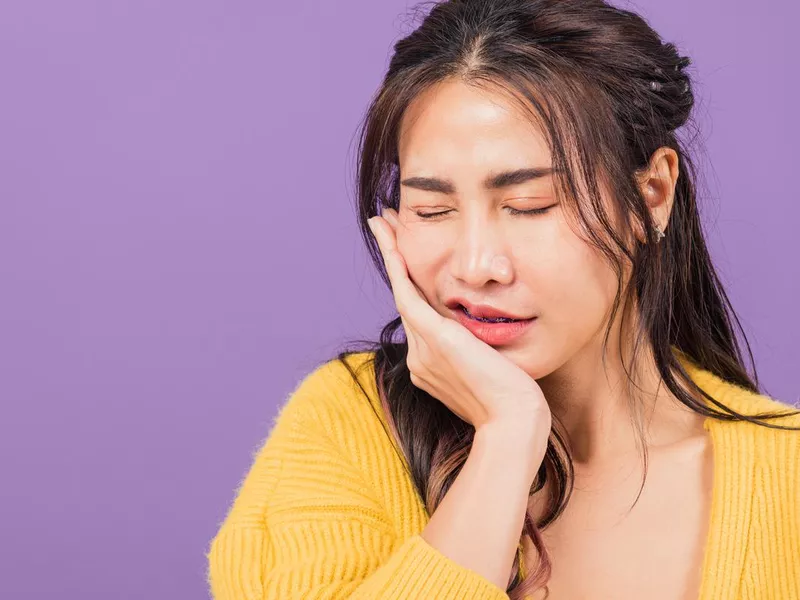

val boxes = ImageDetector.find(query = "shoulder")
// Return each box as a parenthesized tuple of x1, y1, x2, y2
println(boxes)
(705, 381, 800, 447)
(713, 388, 800, 433)
(270, 350, 402, 477)
(275, 350, 383, 432)
(724, 393, 800, 551)
(746, 392, 800, 455)
(707, 386, 800, 494)
(236, 350, 398, 527)
(686, 356, 800, 471)
(679, 354, 800, 435)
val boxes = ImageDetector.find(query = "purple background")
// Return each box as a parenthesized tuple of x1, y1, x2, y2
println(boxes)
(1, 1, 797, 598)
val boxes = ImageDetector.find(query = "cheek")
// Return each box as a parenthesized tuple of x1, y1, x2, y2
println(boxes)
(395, 228, 442, 298)
(527, 236, 618, 328)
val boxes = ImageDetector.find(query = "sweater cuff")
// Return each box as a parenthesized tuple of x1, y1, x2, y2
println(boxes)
(360, 533, 510, 599)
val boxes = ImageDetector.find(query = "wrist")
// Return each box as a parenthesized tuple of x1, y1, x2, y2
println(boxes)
(472, 423, 547, 483)
(474, 418, 549, 482)
(480, 403, 551, 445)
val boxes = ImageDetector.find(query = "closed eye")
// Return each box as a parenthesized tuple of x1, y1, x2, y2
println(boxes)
(415, 205, 556, 220)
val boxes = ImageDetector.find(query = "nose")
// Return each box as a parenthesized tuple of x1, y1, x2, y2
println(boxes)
(448, 216, 513, 286)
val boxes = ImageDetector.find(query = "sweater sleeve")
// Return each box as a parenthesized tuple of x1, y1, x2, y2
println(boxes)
(206, 360, 510, 600)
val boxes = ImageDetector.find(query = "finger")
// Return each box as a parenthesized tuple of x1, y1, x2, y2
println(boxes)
(372, 213, 471, 351)
(367, 215, 424, 355)
(368, 215, 443, 332)
(376, 211, 432, 307)
(369, 213, 441, 374)
(401, 314, 421, 363)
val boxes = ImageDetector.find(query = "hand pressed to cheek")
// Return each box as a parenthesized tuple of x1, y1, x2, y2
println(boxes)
(382, 207, 399, 229)
(367, 200, 551, 435)
(370, 209, 429, 305)
(367, 212, 433, 326)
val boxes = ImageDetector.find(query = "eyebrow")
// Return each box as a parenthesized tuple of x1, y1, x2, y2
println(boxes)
(400, 166, 555, 195)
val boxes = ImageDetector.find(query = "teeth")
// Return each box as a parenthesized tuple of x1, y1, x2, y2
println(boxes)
(462, 306, 518, 323)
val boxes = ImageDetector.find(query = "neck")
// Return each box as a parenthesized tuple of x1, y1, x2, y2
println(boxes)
(536, 340, 705, 468)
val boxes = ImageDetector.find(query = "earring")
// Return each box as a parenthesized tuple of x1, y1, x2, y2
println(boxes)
(655, 225, 665, 242)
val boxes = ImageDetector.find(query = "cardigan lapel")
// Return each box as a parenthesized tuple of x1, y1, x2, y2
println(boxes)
(679, 355, 757, 600)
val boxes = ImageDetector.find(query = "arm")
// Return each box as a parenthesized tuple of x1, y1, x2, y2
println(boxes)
(206, 365, 539, 599)
(421, 421, 542, 591)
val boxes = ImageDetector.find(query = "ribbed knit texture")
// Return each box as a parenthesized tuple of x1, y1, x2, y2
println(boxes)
(206, 350, 800, 599)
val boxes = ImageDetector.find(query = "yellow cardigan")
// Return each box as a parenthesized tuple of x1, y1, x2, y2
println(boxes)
(206, 350, 800, 599)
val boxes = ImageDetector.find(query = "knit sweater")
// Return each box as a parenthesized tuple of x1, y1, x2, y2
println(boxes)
(206, 349, 800, 599)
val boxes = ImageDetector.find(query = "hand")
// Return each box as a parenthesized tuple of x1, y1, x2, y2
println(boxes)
(367, 208, 552, 445)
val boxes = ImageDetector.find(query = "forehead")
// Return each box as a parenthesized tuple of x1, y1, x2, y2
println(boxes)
(397, 78, 552, 173)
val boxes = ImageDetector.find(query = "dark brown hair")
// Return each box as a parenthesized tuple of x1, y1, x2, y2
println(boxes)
(328, 0, 800, 596)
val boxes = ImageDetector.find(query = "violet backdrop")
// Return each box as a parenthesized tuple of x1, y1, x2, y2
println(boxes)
(0, 1, 797, 598)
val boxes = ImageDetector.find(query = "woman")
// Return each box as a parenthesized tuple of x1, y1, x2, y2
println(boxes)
(207, 0, 800, 598)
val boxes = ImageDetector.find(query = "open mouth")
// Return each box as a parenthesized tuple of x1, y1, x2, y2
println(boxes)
(459, 305, 527, 324)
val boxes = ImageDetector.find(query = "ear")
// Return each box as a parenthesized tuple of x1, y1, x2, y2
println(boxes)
(632, 147, 680, 244)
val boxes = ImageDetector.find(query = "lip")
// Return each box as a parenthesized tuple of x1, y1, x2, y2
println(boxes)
(444, 297, 532, 320)
(452, 305, 536, 346)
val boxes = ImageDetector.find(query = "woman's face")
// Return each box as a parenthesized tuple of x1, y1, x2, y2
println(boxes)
(395, 78, 625, 378)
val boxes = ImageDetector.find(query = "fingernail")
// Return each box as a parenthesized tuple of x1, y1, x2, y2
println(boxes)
(367, 217, 377, 234)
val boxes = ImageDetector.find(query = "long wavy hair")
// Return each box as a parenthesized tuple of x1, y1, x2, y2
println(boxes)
(326, 0, 800, 596)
